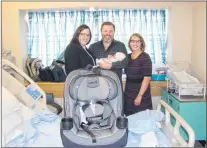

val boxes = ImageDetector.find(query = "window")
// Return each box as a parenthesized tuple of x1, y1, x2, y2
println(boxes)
(27, 9, 167, 66)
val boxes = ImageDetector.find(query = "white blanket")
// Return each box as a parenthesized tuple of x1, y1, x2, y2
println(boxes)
(6, 110, 62, 147)
(173, 71, 200, 84)
(126, 110, 171, 147)
(139, 131, 159, 147)
(6, 109, 171, 147)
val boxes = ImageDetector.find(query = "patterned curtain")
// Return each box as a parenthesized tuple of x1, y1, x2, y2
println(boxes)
(27, 9, 167, 65)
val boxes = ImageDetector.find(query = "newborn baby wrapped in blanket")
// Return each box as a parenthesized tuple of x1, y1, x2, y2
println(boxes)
(96, 52, 126, 65)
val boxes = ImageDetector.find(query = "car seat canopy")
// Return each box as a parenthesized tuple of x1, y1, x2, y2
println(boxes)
(69, 75, 118, 101)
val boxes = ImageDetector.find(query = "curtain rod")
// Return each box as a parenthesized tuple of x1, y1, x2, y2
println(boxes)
(27, 8, 168, 13)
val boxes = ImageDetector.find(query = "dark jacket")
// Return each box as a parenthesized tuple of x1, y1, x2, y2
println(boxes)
(64, 43, 95, 75)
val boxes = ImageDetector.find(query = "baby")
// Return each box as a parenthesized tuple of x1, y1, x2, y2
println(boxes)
(96, 52, 126, 65)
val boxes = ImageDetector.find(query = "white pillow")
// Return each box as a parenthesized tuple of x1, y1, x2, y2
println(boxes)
(2, 86, 21, 117)
(2, 112, 23, 135)
(2, 109, 24, 145)
(2, 87, 24, 145)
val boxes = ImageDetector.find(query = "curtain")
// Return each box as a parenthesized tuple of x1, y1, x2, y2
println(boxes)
(28, 9, 167, 65)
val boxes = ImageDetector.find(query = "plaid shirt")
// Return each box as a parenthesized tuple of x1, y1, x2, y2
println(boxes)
(88, 40, 128, 79)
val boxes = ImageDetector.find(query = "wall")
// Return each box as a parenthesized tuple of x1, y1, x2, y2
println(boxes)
(192, 2, 206, 81)
(2, 2, 195, 71)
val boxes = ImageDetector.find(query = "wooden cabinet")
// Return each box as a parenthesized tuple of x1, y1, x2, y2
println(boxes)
(161, 89, 206, 140)
(36, 82, 64, 98)
(36, 81, 167, 98)
(150, 81, 167, 96)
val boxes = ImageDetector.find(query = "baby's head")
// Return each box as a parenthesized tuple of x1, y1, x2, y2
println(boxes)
(97, 52, 126, 65)
(114, 52, 126, 61)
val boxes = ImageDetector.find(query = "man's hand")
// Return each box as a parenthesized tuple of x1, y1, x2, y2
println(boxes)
(99, 60, 112, 69)
(134, 96, 142, 106)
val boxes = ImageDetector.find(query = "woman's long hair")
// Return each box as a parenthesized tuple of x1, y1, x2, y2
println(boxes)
(70, 24, 92, 46)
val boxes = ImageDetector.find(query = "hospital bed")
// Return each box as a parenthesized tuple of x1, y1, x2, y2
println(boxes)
(2, 59, 62, 114)
(2, 59, 63, 146)
(1, 60, 195, 147)
(2, 59, 46, 112)
(2, 96, 195, 147)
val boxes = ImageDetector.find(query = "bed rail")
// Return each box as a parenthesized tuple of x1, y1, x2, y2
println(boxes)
(157, 100, 195, 147)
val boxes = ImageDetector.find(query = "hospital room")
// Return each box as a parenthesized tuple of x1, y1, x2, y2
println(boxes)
(1, 1, 206, 147)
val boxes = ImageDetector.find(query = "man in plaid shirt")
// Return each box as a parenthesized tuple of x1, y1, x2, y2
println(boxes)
(89, 21, 128, 81)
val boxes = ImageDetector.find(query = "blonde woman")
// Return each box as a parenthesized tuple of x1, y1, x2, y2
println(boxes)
(124, 33, 152, 116)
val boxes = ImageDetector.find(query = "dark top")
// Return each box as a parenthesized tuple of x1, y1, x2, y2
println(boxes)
(88, 40, 128, 80)
(124, 52, 152, 116)
(125, 52, 152, 80)
(64, 43, 95, 75)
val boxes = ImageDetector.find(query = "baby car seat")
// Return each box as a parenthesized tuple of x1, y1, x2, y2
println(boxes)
(60, 66, 128, 148)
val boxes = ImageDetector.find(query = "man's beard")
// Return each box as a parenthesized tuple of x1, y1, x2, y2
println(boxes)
(103, 37, 112, 43)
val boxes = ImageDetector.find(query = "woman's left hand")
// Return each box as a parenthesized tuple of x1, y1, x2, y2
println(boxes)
(134, 96, 142, 106)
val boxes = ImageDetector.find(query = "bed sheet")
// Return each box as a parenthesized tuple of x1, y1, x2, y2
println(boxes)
(6, 110, 171, 147)
(126, 128, 171, 147)
(6, 109, 62, 147)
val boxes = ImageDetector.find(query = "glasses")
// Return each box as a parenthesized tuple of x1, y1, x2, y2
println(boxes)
(80, 33, 90, 37)
(130, 40, 141, 44)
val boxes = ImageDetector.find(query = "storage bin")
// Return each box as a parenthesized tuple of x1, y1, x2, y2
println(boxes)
(151, 74, 166, 81)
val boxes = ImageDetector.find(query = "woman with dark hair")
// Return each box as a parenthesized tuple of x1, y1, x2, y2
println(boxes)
(124, 33, 153, 116)
(64, 24, 95, 75)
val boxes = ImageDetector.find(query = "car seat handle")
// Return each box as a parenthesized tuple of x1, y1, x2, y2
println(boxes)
(85, 64, 101, 75)
(86, 64, 93, 71)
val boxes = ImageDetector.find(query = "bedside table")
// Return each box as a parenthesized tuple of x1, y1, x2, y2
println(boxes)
(161, 89, 206, 140)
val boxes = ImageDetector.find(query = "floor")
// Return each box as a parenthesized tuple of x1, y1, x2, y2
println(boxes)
(151, 96, 161, 110)
(194, 141, 206, 147)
